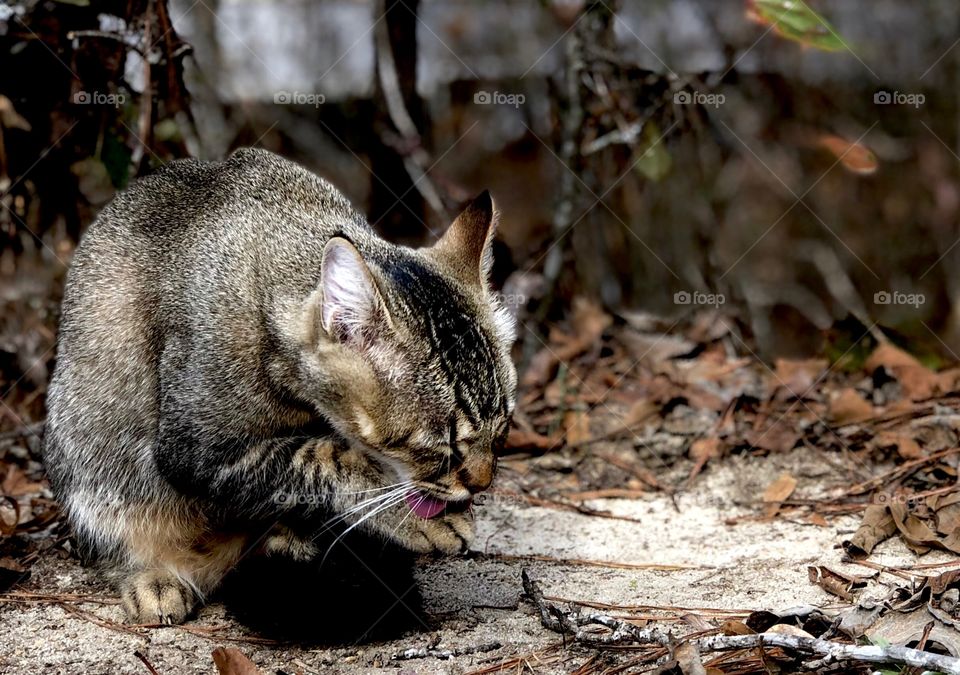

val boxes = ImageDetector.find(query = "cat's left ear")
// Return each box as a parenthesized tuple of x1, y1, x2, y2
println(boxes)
(319, 237, 391, 345)
(431, 190, 497, 288)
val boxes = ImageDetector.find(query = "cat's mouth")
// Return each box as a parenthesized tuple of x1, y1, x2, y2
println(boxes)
(404, 489, 471, 519)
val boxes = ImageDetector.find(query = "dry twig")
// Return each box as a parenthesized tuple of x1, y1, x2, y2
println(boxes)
(522, 569, 960, 674)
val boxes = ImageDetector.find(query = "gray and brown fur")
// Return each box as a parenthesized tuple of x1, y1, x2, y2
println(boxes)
(44, 148, 517, 624)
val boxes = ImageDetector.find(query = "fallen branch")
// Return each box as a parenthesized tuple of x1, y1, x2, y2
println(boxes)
(522, 569, 960, 674)
(392, 641, 502, 661)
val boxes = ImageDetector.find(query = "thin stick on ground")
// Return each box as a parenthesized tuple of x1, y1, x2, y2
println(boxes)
(134, 651, 161, 675)
(521, 569, 960, 674)
(477, 551, 704, 571)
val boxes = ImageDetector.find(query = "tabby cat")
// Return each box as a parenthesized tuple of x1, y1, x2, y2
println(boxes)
(44, 148, 517, 624)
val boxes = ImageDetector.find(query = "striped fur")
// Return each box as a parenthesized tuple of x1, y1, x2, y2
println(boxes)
(43, 148, 516, 624)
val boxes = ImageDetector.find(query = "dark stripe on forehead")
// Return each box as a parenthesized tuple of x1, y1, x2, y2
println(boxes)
(380, 255, 502, 420)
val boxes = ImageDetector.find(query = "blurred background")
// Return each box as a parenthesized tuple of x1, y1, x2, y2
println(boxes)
(1, 0, 959, 429)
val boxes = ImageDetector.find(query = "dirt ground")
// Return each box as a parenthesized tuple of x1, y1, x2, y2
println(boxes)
(1, 446, 951, 675)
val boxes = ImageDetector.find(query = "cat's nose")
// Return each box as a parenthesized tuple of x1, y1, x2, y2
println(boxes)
(459, 453, 496, 493)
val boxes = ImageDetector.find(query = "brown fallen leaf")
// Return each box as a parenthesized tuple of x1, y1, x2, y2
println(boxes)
(890, 500, 960, 555)
(687, 437, 723, 485)
(828, 387, 874, 425)
(521, 347, 559, 388)
(212, 647, 261, 675)
(623, 399, 660, 427)
(807, 565, 869, 602)
(843, 504, 897, 558)
(865, 343, 941, 400)
(930, 492, 960, 536)
(674, 640, 707, 675)
(872, 431, 925, 460)
(816, 134, 878, 175)
(743, 420, 801, 453)
(866, 606, 960, 658)
(774, 357, 828, 399)
(0, 496, 19, 536)
(766, 623, 816, 638)
(721, 620, 755, 636)
(504, 428, 559, 453)
(762, 473, 797, 519)
(1, 465, 45, 497)
(563, 410, 591, 447)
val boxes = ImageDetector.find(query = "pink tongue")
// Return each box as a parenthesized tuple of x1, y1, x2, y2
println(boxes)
(405, 490, 448, 519)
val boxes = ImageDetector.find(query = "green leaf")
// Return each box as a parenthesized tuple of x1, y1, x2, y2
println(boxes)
(633, 122, 671, 182)
(748, 0, 847, 52)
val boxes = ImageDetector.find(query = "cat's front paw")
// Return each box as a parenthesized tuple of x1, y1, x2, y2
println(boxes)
(398, 509, 474, 554)
(119, 569, 198, 624)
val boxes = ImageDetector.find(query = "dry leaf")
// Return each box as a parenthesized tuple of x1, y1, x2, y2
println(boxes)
(890, 500, 960, 555)
(766, 623, 816, 638)
(744, 420, 801, 453)
(829, 388, 874, 425)
(865, 343, 924, 371)
(865, 343, 941, 400)
(816, 134, 878, 175)
(762, 473, 797, 518)
(872, 431, 924, 460)
(521, 347, 559, 388)
(721, 620, 755, 636)
(504, 428, 558, 452)
(687, 437, 723, 485)
(807, 565, 869, 602)
(623, 399, 660, 427)
(563, 410, 591, 446)
(843, 504, 897, 558)
(674, 640, 707, 675)
(1, 466, 45, 497)
(774, 357, 828, 398)
(212, 647, 261, 675)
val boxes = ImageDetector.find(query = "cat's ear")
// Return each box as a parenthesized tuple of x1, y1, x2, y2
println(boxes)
(319, 237, 390, 344)
(431, 190, 497, 287)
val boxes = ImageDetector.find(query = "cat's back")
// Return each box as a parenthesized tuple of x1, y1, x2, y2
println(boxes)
(82, 148, 357, 247)
(46, 149, 362, 497)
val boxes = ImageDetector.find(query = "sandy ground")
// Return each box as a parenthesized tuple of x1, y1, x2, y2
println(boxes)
(0, 448, 950, 675)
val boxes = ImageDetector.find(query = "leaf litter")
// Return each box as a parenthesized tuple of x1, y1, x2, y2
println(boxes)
(2, 296, 960, 672)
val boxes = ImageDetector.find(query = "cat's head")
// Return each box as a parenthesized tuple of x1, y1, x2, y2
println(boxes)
(306, 192, 517, 504)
